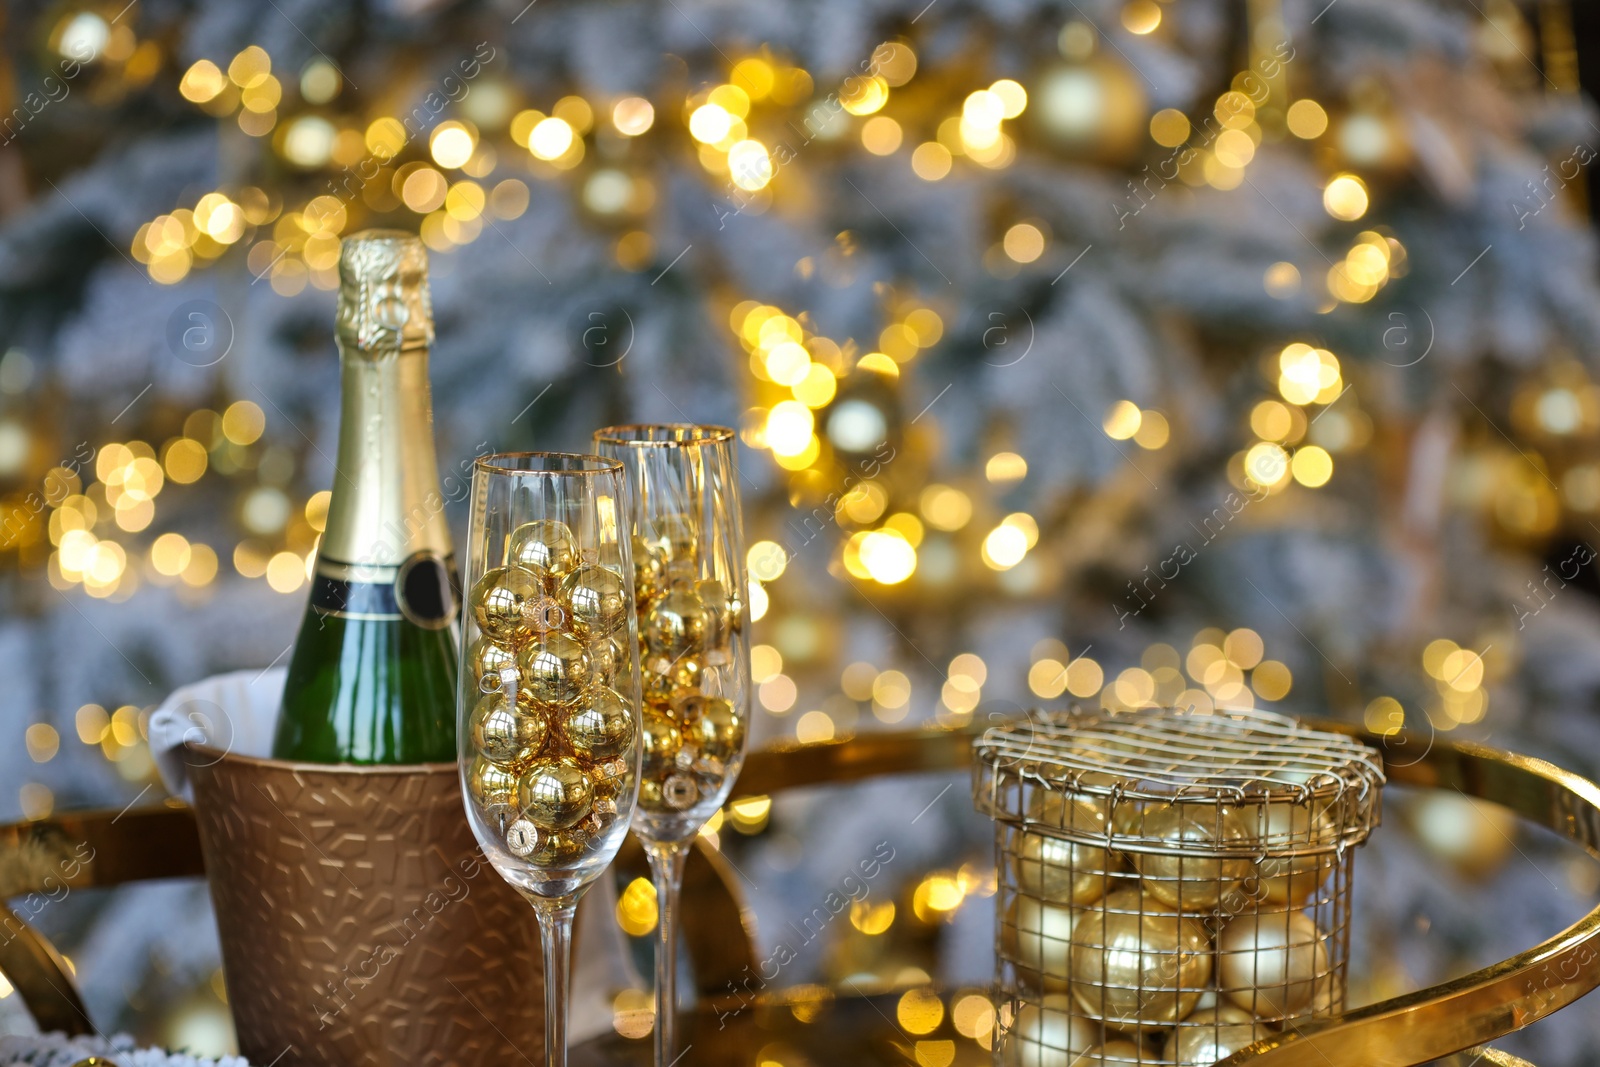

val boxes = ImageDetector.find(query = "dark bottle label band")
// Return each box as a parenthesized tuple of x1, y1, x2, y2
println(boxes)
(312, 553, 459, 628)
(311, 570, 402, 621)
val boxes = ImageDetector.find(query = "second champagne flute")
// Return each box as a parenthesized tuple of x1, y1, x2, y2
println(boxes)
(594, 424, 751, 1064)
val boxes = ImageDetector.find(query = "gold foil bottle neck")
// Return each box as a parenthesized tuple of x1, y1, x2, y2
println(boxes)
(336, 229, 434, 358)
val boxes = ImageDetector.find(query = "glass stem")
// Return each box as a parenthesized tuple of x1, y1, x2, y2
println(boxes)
(532, 894, 579, 1067)
(645, 839, 690, 1065)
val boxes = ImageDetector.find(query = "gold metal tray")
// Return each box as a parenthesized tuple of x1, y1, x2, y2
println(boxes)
(2, 723, 1596, 1066)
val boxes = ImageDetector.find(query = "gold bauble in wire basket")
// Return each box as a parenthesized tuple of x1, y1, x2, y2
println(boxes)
(1119, 802, 1254, 911)
(1217, 909, 1330, 1017)
(1170, 1004, 1260, 1065)
(1250, 802, 1339, 905)
(1003, 896, 1077, 990)
(1068, 887, 1211, 1029)
(1000, 993, 1099, 1067)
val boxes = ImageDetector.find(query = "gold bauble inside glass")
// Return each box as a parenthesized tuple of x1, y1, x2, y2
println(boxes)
(470, 565, 543, 644)
(649, 512, 697, 564)
(529, 829, 586, 865)
(563, 685, 635, 761)
(467, 756, 519, 818)
(561, 563, 627, 639)
(644, 587, 709, 658)
(508, 519, 576, 579)
(640, 704, 683, 777)
(468, 636, 518, 692)
(631, 534, 664, 603)
(469, 689, 547, 764)
(517, 631, 592, 707)
(588, 634, 626, 684)
(680, 693, 742, 763)
(517, 756, 595, 831)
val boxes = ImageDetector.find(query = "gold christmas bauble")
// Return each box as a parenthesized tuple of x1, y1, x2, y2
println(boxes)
(671, 655, 702, 694)
(651, 512, 697, 563)
(469, 689, 547, 764)
(631, 534, 665, 603)
(529, 829, 586, 866)
(663, 558, 697, 589)
(1012, 829, 1120, 908)
(518, 756, 595, 831)
(588, 635, 627, 683)
(563, 686, 635, 761)
(1003, 896, 1077, 990)
(1001, 993, 1098, 1067)
(1250, 803, 1337, 906)
(1069, 887, 1211, 1028)
(640, 705, 682, 776)
(468, 637, 518, 692)
(696, 578, 732, 651)
(1171, 1005, 1260, 1064)
(467, 756, 519, 817)
(561, 563, 627, 639)
(1125, 804, 1253, 912)
(1217, 910, 1328, 1018)
(508, 519, 576, 579)
(517, 632, 592, 707)
(1031, 790, 1111, 834)
(644, 587, 709, 658)
(643, 665, 678, 706)
(471, 565, 543, 644)
(680, 694, 742, 763)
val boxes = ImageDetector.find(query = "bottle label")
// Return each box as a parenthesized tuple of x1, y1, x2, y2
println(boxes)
(312, 552, 459, 629)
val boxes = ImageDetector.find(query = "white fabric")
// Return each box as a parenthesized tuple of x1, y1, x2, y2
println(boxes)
(146, 668, 285, 802)
(0, 1032, 251, 1067)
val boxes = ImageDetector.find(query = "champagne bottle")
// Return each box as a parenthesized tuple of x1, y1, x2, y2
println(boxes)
(271, 231, 460, 764)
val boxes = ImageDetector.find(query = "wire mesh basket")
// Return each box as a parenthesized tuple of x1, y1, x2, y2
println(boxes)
(973, 707, 1384, 1066)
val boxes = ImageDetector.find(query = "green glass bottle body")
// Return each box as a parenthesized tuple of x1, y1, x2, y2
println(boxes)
(272, 573, 460, 763)
(271, 231, 460, 764)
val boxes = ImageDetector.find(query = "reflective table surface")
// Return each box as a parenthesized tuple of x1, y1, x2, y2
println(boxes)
(570, 990, 1539, 1067)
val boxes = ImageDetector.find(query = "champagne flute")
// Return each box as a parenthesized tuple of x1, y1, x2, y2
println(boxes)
(593, 424, 751, 1064)
(458, 452, 643, 1067)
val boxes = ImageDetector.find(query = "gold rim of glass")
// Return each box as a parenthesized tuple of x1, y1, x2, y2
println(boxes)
(592, 423, 736, 447)
(473, 450, 624, 476)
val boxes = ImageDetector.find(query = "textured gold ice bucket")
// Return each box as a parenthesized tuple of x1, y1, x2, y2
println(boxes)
(184, 745, 543, 1067)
